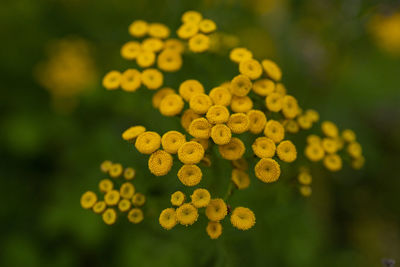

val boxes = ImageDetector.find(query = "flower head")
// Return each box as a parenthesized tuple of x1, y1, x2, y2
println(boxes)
(176, 203, 199, 225)
(178, 164, 202, 186)
(135, 131, 161, 154)
(191, 188, 211, 208)
(206, 199, 227, 221)
(254, 158, 281, 183)
(206, 221, 222, 239)
(171, 191, 186, 206)
(230, 207, 256, 230)
(148, 150, 173, 176)
(159, 208, 177, 230)
(218, 137, 245, 160)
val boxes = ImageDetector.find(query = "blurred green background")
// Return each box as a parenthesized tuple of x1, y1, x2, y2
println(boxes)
(1, 0, 400, 266)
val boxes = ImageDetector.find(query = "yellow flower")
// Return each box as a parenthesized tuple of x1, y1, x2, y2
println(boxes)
(231, 158, 249, 171)
(305, 144, 325, 162)
(148, 150, 173, 176)
(264, 120, 285, 143)
(189, 34, 210, 53)
(218, 137, 245, 160)
(129, 20, 148, 37)
(227, 113, 250, 134)
(128, 208, 144, 223)
(265, 93, 283, 112)
(281, 95, 299, 119)
(190, 93, 213, 114)
(297, 115, 312, 130)
(122, 125, 146, 142)
(178, 164, 202, 186)
(192, 138, 210, 151)
(321, 121, 339, 138)
(275, 83, 287, 95)
(136, 50, 156, 68)
(92, 201, 106, 214)
(261, 59, 282, 81)
(80, 191, 97, 209)
(189, 118, 211, 139)
(152, 87, 175, 108)
(178, 141, 205, 164)
(104, 190, 120, 206)
(171, 191, 186, 206)
(199, 19, 217, 33)
(252, 137, 276, 158)
(229, 47, 253, 63)
(230, 207, 256, 230)
(298, 172, 312, 185)
(201, 154, 212, 167)
(182, 10, 203, 24)
(120, 41, 141, 60)
(141, 68, 163, 90)
(322, 138, 338, 154)
(181, 109, 201, 130)
(305, 109, 319, 122)
(135, 131, 161, 154)
(299, 185, 312, 197)
(277, 140, 297, 163)
(252, 79, 275, 96)
(179, 79, 205, 102)
(254, 158, 281, 183)
(132, 193, 146, 206)
(142, 38, 164, 53)
(239, 59, 262, 80)
(323, 154, 342, 172)
(159, 93, 185, 116)
(206, 221, 222, 239)
(307, 134, 321, 145)
(206, 105, 230, 124)
(177, 23, 199, 39)
(247, 110, 267, 134)
(176, 203, 199, 226)
(351, 156, 365, 170)
(100, 160, 113, 173)
(209, 86, 232, 106)
(99, 178, 113, 193)
(284, 120, 299, 134)
(102, 70, 121, 90)
(148, 23, 170, 39)
(164, 38, 185, 53)
(191, 188, 211, 208)
(230, 74, 252, 96)
(211, 124, 232, 145)
(206, 199, 227, 221)
(342, 129, 356, 143)
(109, 163, 123, 178)
(159, 208, 177, 230)
(347, 142, 362, 158)
(157, 50, 182, 72)
(230, 96, 253, 113)
(231, 169, 250, 189)
(118, 199, 132, 212)
(161, 131, 186, 154)
(102, 208, 117, 225)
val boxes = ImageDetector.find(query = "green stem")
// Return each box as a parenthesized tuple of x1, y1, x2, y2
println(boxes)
(223, 181, 235, 201)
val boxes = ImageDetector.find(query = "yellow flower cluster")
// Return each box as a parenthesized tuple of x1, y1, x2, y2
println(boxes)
(80, 161, 146, 225)
(297, 167, 312, 197)
(368, 11, 400, 56)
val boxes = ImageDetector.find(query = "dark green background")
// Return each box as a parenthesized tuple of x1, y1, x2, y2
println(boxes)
(1, 0, 400, 266)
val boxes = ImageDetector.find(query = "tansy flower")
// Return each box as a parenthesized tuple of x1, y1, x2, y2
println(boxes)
(164, 38, 185, 53)
(323, 154, 342, 172)
(159, 94, 185, 116)
(254, 158, 281, 183)
(127, 208, 144, 223)
(189, 34, 210, 53)
(148, 23, 170, 39)
(105, 190, 120, 206)
(120, 182, 135, 199)
(252, 137, 276, 158)
(347, 142, 362, 158)
(92, 201, 106, 214)
(201, 154, 212, 167)
(230, 207, 256, 230)
(102, 70, 121, 90)
(142, 37, 164, 52)
(230, 47, 253, 63)
(191, 188, 211, 208)
(305, 144, 325, 162)
(230, 74, 252, 96)
(181, 109, 201, 130)
(199, 19, 217, 33)
(129, 20, 148, 37)
(190, 93, 213, 114)
(171, 191, 186, 206)
(230, 96, 253, 113)
(297, 115, 312, 130)
(148, 150, 173, 176)
(231, 169, 250, 189)
(218, 137, 245, 160)
(298, 172, 312, 185)
(99, 179, 113, 193)
(321, 121, 339, 138)
(135, 131, 161, 154)
(120, 41, 141, 60)
(247, 110, 267, 134)
(206, 199, 227, 221)
(152, 87, 175, 108)
(102, 208, 117, 225)
(227, 113, 250, 134)
(136, 50, 156, 68)
(178, 164, 202, 186)
(299, 185, 312, 197)
(351, 156, 365, 170)
(159, 208, 177, 230)
(281, 95, 299, 119)
(157, 50, 182, 72)
(80, 191, 97, 209)
(100, 160, 113, 173)
(206, 221, 222, 239)
(118, 199, 132, 212)
(179, 79, 205, 102)
(182, 10, 203, 24)
(109, 163, 123, 178)
(265, 92, 283, 112)
(209, 86, 232, 106)
(305, 109, 319, 123)
(322, 138, 338, 154)
(211, 124, 232, 145)
(275, 83, 287, 95)
(284, 120, 300, 134)
(132, 193, 146, 206)
(177, 23, 199, 39)
(176, 203, 199, 226)
(192, 138, 210, 151)
(307, 134, 321, 145)
(231, 158, 249, 171)
(252, 79, 275, 96)
(122, 125, 146, 142)
(277, 140, 297, 163)
(342, 129, 356, 143)
(141, 68, 163, 90)
(161, 131, 186, 154)
(206, 105, 230, 124)
(239, 59, 262, 80)
(189, 118, 211, 139)
(261, 59, 282, 81)
(178, 141, 205, 164)
(264, 120, 285, 143)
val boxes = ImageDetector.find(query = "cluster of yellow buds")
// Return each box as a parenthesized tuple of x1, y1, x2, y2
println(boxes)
(80, 161, 146, 225)
(297, 167, 312, 197)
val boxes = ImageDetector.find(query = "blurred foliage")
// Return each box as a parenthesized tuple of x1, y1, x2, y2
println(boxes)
(0, 0, 400, 266)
